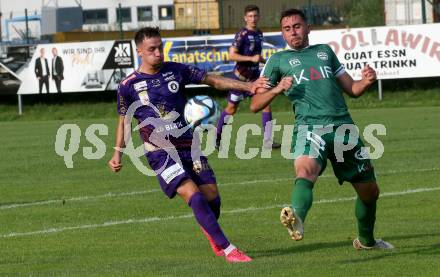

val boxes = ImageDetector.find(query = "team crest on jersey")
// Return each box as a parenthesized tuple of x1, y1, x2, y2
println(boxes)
(289, 58, 301, 68)
(168, 81, 179, 93)
(138, 90, 149, 105)
(133, 81, 148, 92)
(355, 148, 370, 160)
(317, 52, 329, 61)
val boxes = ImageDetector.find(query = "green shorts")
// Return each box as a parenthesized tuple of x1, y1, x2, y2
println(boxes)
(292, 125, 376, 184)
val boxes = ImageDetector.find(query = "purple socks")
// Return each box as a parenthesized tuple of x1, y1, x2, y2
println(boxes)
(262, 111, 273, 143)
(208, 196, 221, 219)
(216, 110, 230, 139)
(188, 192, 229, 249)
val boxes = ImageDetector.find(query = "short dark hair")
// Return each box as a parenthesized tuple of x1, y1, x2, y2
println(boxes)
(280, 9, 307, 24)
(134, 27, 161, 45)
(244, 4, 259, 15)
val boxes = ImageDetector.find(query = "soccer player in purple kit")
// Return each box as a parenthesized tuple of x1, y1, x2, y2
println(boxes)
(108, 27, 268, 263)
(216, 5, 280, 149)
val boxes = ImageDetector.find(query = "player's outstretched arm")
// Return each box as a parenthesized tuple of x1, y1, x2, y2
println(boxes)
(108, 115, 126, 172)
(229, 46, 264, 63)
(338, 64, 377, 98)
(250, 77, 293, 112)
(202, 74, 269, 94)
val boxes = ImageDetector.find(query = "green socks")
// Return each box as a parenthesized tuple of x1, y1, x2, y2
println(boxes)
(292, 177, 376, 246)
(355, 197, 376, 246)
(291, 178, 314, 222)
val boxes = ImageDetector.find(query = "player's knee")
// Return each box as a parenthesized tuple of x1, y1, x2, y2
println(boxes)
(372, 184, 380, 200)
(177, 180, 200, 204)
(200, 184, 219, 201)
(295, 162, 320, 182)
(295, 168, 318, 182)
(207, 186, 219, 198)
(366, 183, 380, 202)
(357, 183, 380, 203)
(295, 157, 320, 178)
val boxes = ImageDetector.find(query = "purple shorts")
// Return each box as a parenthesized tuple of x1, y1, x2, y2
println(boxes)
(227, 72, 258, 104)
(227, 90, 253, 104)
(146, 149, 217, 199)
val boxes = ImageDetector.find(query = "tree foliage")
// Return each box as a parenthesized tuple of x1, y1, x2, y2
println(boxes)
(343, 0, 385, 27)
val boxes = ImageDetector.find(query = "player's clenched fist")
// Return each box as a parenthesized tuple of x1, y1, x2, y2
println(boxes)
(250, 76, 270, 94)
(108, 153, 122, 172)
(361, 64, 377, 85)
(274, 76, 293, 94)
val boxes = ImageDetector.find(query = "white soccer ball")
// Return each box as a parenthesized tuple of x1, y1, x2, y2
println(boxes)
(184, 95, 220, 128)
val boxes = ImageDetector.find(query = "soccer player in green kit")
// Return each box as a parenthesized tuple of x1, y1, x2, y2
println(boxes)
(250, 9, 394, 250)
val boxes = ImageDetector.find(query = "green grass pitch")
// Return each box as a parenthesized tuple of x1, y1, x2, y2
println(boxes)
(0, 103, 439, 275)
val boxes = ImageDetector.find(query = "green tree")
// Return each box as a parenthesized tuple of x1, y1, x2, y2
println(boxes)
(344, 0, 385, 27)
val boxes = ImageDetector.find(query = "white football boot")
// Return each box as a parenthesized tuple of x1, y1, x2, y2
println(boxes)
(353, 238, 394, 250)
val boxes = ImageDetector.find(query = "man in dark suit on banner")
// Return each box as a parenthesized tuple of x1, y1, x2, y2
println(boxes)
(34, 48, 50, 94)
(51, 47, 64, 93)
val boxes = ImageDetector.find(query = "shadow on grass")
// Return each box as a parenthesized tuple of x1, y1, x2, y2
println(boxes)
(339, 236, 440, 264)
(338, 243, 440, 265)
(249, 232, 440, 259)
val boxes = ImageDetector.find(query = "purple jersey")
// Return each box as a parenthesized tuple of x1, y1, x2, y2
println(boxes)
(231, 28, 263, 81)
(117, 62, 207, 149)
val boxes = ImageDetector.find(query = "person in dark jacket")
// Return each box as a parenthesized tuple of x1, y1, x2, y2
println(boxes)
(34, 48, 50, 94)
(51, 47, 64, 93)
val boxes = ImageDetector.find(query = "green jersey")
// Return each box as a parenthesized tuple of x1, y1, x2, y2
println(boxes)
(261, 44, 354, 126)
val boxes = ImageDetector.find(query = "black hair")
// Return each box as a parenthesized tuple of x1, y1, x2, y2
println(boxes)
(280, 9, 307, 24)
(134, 27, 161, 45)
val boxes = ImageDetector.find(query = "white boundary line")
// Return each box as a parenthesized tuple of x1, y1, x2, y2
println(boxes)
(0, 189, 161, 210)
(1, 186, 439, 239)
(1, 167, 438, 210)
